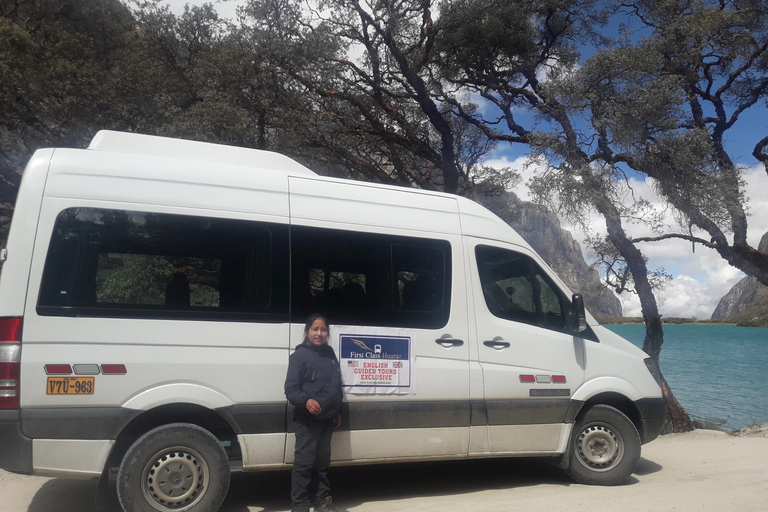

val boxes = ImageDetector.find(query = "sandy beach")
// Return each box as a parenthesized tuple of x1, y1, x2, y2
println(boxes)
(1, 428, 766, 512)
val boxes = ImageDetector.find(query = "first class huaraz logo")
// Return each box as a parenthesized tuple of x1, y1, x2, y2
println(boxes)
(340, 335, 411, 387)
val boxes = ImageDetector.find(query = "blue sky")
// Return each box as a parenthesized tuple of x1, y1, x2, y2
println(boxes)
(162, 0, 768, 318)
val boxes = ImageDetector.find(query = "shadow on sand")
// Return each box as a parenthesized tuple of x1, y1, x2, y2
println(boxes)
(28, 455, 662, 512)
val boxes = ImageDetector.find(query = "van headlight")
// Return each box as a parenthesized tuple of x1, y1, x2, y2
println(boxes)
(644, 358, 663, 388)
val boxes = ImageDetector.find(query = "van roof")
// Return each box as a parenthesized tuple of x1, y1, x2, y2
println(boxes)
(88, 130, 317, 177)
(81, 131, 533, 246)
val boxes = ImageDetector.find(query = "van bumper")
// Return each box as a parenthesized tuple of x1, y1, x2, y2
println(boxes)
(636, 398, 667, 444)
(0, 410, 33, 474)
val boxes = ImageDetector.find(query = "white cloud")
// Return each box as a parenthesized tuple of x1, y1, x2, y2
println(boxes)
(613, 168, 767, 318)
(617, 261, 744, 319)
(744, 166, 768, 248)
(484, 154, 768, 319)
(482, 154, 541, 201)
(159, 0, 241, 19)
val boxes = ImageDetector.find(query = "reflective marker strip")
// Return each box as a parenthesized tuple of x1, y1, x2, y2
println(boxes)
(74, 364, 100, 375)
(45, 364, 73, 375)
(101, 364, 127, 375)
(44, 364, 128, 374)
(521, 374, 567, 384)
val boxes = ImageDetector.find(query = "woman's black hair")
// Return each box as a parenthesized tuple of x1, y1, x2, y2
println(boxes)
(302, 313, 330, 344)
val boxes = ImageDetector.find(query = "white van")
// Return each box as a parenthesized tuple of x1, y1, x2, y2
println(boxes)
(0, 131, 665, 511)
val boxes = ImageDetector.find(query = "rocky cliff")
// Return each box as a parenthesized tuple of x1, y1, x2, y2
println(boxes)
(474, 188, 623, 318)
(711, 232, 768, 325)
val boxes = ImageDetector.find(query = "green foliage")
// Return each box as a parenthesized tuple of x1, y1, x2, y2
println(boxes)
(0, 0, 138, 217)
(691, 415, 729, 432)
(435, 0, 596, 83)
(0, 0, 135, 137)
(96, 253, 171, 305)
(2, 0, 768, 294)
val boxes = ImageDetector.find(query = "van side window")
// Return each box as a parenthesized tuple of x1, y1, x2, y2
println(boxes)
(38, 208, 289, 321)
(291, 226, 451, 329)
(476, 245, 565, 330)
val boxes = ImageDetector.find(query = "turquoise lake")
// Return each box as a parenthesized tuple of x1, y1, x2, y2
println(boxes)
(605, 324, 768, 431)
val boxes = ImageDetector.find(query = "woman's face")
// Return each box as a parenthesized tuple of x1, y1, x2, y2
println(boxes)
(307, 319, 329, 347)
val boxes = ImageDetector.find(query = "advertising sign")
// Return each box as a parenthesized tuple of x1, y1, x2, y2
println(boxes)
(334, 330, 414, 394)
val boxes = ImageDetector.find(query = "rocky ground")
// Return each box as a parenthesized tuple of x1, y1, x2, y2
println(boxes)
(730, 422, 768, 437)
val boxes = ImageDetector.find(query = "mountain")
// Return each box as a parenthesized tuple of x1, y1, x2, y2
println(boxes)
(474, 187, 622, 318)
(711, 232, 768, 326)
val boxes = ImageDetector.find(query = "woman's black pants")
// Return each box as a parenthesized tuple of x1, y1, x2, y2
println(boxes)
(291, 417, 334, 512)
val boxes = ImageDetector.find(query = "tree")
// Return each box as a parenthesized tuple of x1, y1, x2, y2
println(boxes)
(0, 0, 136, 198)
(121, 1, 248, 141)
(433, 0, 693, 430)
(542, 0, 768, 426)
(243, 0, 502, 191)
(574, 0, 768, 288)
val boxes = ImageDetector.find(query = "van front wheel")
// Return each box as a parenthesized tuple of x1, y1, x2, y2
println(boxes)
(117, 423, 230, 512)
(566, 405, 641, 486)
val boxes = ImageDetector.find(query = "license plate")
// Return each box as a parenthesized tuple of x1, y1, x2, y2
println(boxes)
(46, 377, 95, 395)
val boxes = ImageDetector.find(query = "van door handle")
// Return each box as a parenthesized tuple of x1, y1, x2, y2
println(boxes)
(435, 336, 464, 347)
(484, 338, 510, 349)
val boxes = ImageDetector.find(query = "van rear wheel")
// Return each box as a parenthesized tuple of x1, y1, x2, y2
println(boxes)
(566, 405, 641, 486)
(117, 423, 230, 512)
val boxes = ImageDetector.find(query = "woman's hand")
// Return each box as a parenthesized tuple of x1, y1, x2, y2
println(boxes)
(306, 398, 322, 415)
(334, 415, 342, 429)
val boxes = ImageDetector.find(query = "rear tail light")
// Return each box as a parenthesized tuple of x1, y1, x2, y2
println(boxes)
(0, 317, 22, 341)
(0, 317, 22, 409)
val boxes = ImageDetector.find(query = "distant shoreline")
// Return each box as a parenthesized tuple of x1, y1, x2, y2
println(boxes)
(596, 316, 767, 327)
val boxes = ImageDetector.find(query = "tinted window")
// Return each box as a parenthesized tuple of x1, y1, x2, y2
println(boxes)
(291, 226, 451, 329)
(38, 208, 289, 321)
(476, 245, 565, 330)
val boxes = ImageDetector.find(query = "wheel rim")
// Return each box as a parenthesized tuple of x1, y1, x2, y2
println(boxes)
(574, 422, 624, 472)
(140, 446, 210, 511)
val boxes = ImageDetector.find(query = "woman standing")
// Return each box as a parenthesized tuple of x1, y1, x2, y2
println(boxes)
(284, 314, 343, 512)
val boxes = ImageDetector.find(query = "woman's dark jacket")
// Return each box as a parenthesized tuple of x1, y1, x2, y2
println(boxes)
(284, 342, 343, 421)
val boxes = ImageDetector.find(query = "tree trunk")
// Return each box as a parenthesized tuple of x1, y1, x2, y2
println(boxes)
(642, 313, 694, 432)
(551, 100, 696, 433)
(359, 5, 461, 194)
(595, 186, 695, 433)
(661, 374, 694, 432)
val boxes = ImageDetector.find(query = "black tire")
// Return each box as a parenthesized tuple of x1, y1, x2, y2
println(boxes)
(566, 404, 641, 486)
(117, 423, 230, 512)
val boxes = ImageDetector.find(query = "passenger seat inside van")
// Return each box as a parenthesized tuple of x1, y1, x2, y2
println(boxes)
(165, 271, 191, 307)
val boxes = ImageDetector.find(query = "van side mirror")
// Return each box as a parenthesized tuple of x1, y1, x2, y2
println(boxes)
(571, 294, 588, 333)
